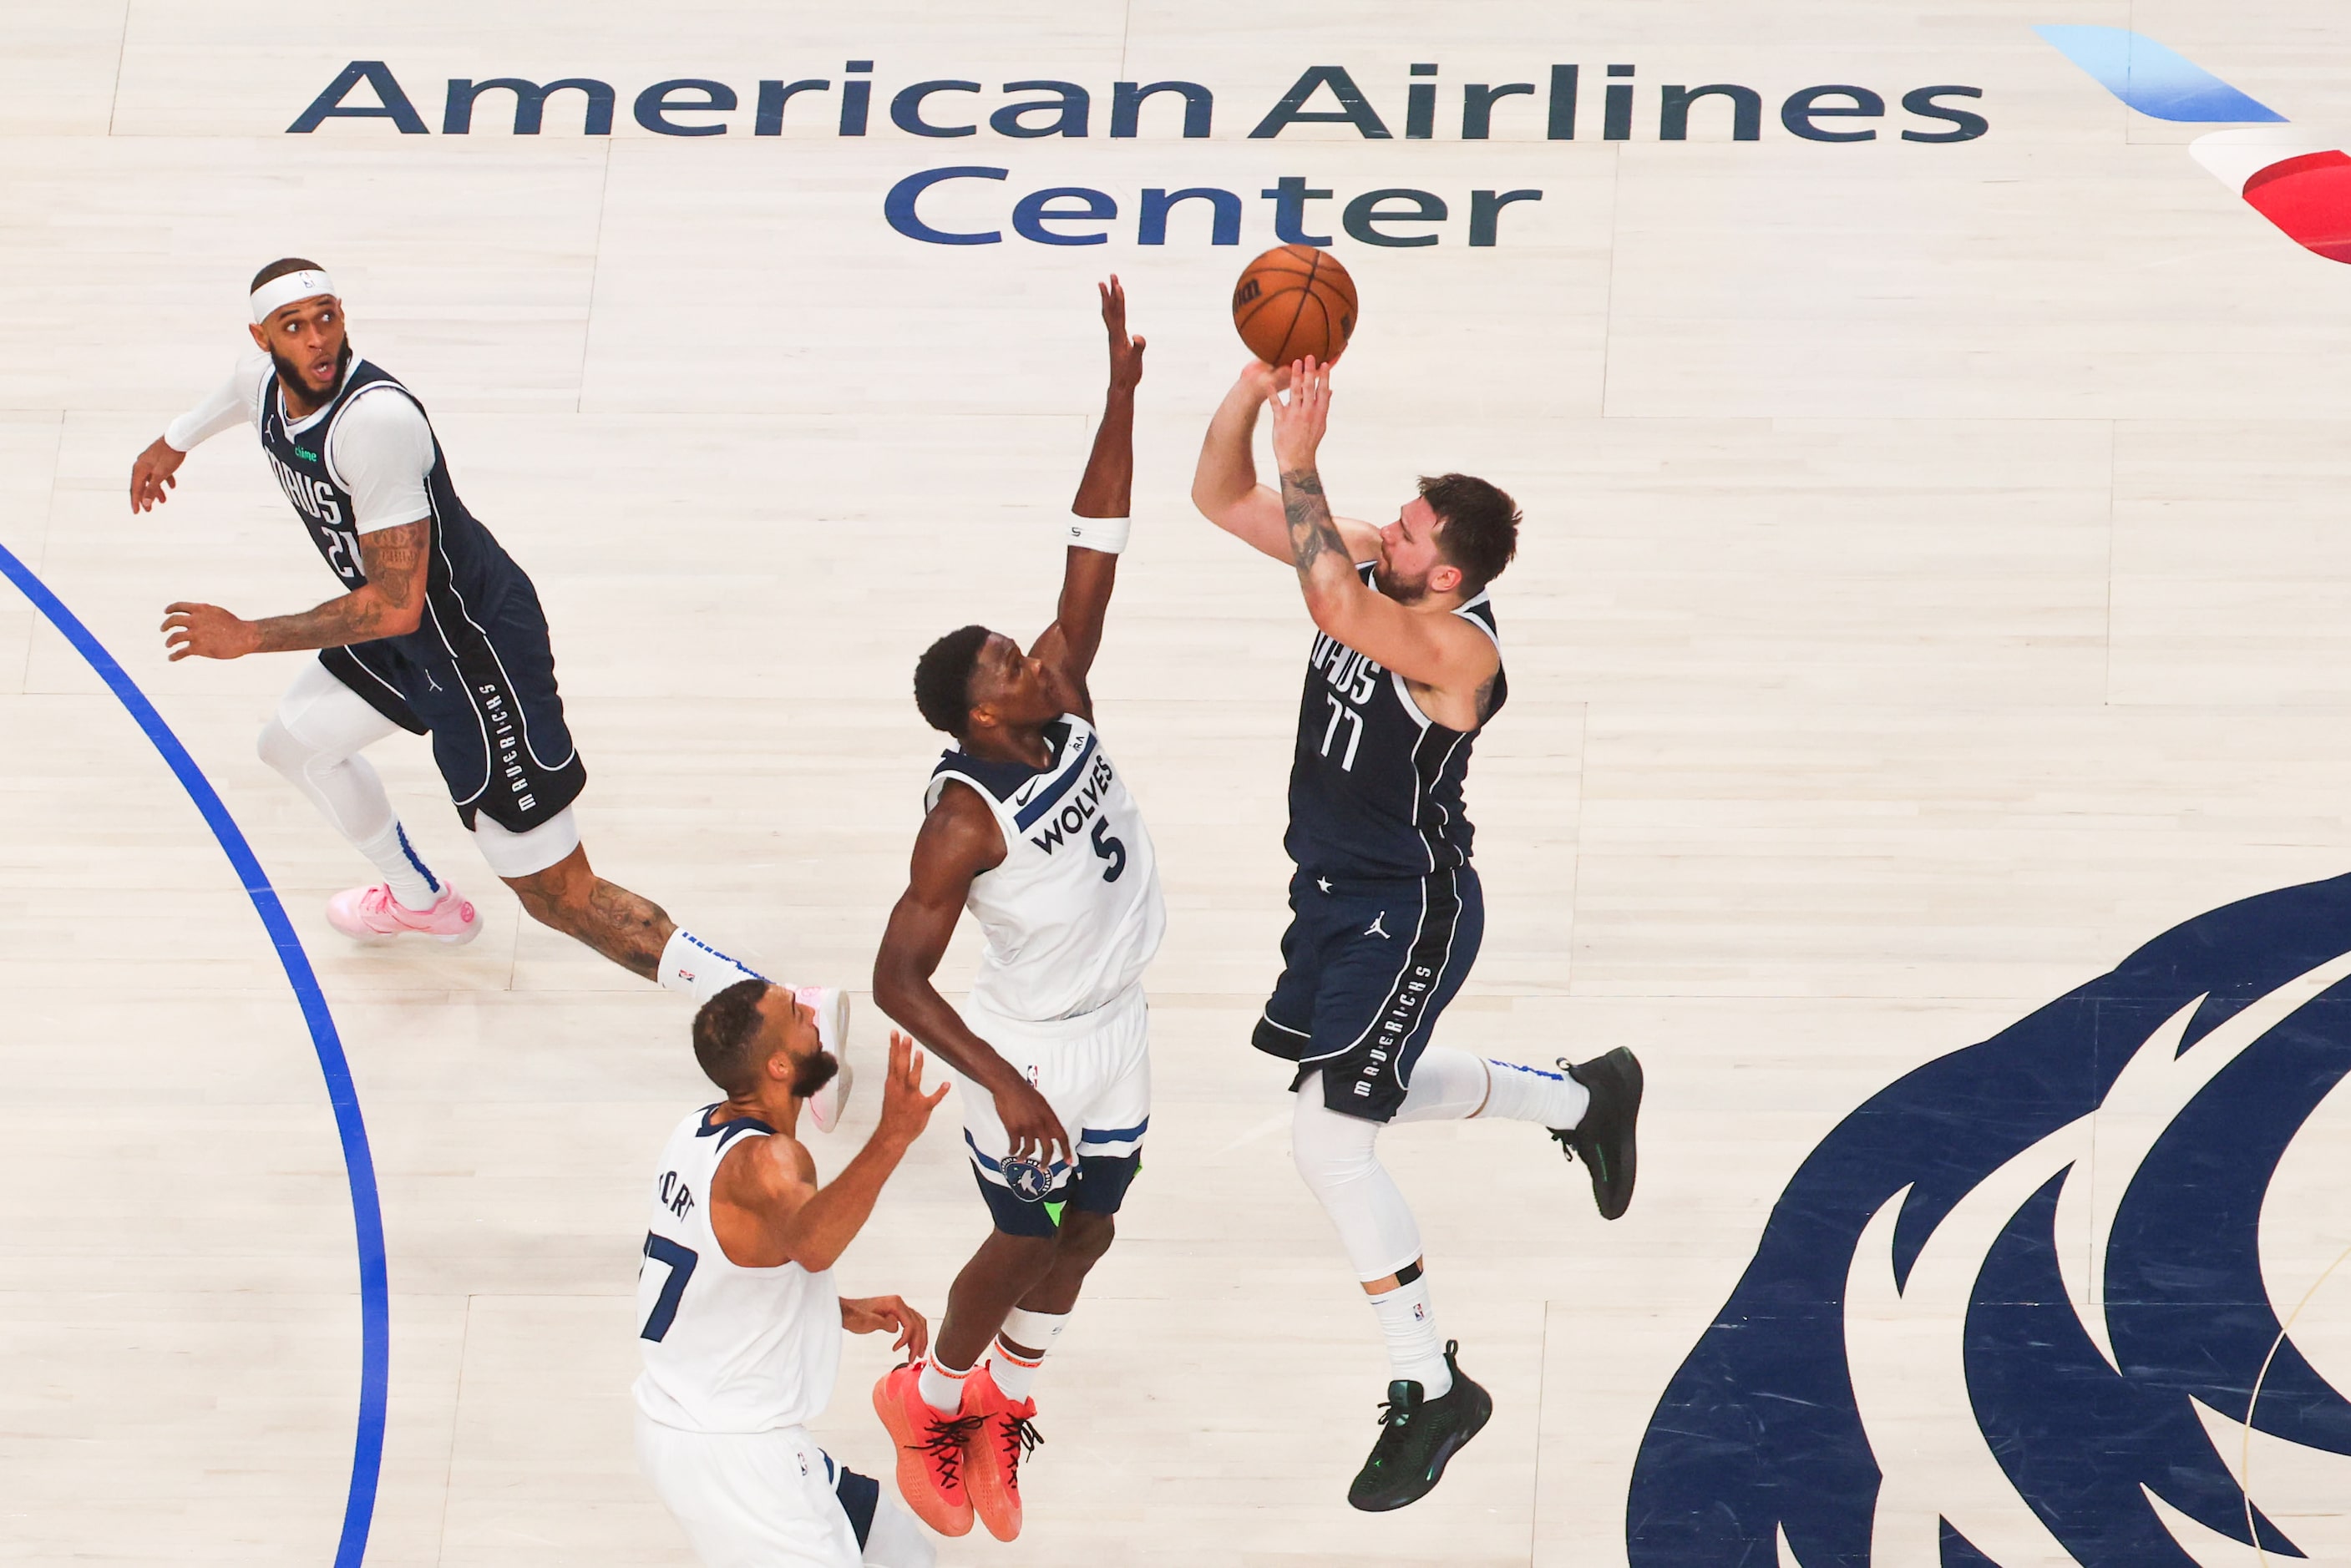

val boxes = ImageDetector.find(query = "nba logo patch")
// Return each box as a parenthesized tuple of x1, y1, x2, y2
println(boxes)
(1002, 1156, 1056, 1202)
(1412, 1302, 1426, 1322)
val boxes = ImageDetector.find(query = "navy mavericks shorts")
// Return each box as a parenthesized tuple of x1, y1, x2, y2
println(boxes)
(1251, 863, 1486, 1122)
(318, 575, 587, 834)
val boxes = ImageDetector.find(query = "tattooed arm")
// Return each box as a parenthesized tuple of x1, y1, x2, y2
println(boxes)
(1263, 361, 1497, 711)
(162, 518, 429, 660)
(1193, 359, 1384, 564)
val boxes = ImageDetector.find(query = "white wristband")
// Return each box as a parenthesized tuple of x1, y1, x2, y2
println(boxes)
(1066, 514, 1131, 554)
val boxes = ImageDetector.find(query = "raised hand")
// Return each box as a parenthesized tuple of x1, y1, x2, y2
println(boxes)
(874, 1031, 950, 1150)
(130, 438, 185, 513)
(161, 601, 258, 661)
(1269, 355, 1332, 473)
(1099, 275, 1147, 393)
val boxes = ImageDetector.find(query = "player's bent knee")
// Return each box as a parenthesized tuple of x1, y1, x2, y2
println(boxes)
(256, 715, 314, 780)
(1057, 1209, 1117, 1262)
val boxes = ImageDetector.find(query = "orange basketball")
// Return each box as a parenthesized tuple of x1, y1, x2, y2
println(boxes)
(1231, 245, 1358, 367)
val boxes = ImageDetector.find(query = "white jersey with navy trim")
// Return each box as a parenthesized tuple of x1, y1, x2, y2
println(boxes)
(925, 712, 1164, 1023)
(634, 1106, 839, 1435)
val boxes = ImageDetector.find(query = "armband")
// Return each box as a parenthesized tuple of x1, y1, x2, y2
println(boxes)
(1065, 514, 1132, 554)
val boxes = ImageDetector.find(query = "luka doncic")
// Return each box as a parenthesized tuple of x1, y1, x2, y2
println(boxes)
(1192, 353, 1644, 1511)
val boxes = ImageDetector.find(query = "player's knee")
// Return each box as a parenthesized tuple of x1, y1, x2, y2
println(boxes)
(256, 715, 312, 780)
(1291, 1097, 1382, 1197)
(1057, 1209, 1116, 1265)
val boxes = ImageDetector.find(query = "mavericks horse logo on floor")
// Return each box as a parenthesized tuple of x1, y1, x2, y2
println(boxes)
(1629, 875, 2351, 1566)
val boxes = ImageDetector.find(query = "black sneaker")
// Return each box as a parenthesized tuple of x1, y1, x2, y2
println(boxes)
(1552, 1047, 1643, 1220)
(1345, 1342, 1493, 1512)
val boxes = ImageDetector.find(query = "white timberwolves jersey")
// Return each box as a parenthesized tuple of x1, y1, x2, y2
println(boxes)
(633, 1106, 839, 1434)
(926, 712, 1164, 1023)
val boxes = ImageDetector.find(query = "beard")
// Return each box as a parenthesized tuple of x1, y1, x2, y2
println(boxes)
(1375, 564, 1432, 605)
(791, 1050, 840, 1100)
(270, 337, 353, 406)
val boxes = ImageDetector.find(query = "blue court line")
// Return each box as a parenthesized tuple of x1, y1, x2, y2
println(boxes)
(0, 541, 387, 1568)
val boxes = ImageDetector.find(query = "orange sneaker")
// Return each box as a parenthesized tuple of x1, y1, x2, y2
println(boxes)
(965, 1366, 1043, 1542)
(872, 1363, 979, 1536)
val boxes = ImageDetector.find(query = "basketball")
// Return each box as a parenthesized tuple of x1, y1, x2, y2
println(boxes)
(1231, 244, 1359, 367)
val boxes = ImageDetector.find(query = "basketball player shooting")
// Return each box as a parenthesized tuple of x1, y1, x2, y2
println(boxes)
(636, 982, 946, 1568)
(1190, 354, 1644, 1511)
(867, 278, 1163, 1544)
(124, 260, 803, 1016)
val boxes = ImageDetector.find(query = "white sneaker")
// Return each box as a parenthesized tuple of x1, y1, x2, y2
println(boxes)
(797, 986, 853, 1132)
(326, 883, 482, 945)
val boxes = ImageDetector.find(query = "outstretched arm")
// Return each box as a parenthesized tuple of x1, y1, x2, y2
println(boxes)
(160, 518, 429, 660)
(871, 784, 1075, 1165)
(1191, 361, 1381, 564)
(710, 1034, 949, 1273)
(1031, 277, 1147, 708)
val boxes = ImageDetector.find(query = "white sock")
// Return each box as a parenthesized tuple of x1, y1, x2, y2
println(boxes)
(988, 1308, 1068, 1402)
(656, 927, 766, 1004)
(917, 1355, 974, 1415)
(1477, 1056, 1590, 1129)
(1368, 1275, 1452, 1398)
(352, 819, 442, 911)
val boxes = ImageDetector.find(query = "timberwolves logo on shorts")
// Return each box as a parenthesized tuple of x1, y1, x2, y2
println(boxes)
(1002, 1156, 1058, 1203)
(1629, 874, 2351, 1566)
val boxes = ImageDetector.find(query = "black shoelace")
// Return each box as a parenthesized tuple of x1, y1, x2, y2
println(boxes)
(920, 1413, 985, 1487)
(999, 1414, 1044, 1487)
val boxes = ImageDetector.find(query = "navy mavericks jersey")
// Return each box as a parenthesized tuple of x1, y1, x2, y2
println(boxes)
(1284, 563, 1507, 881)
(256, 358, 529, 651)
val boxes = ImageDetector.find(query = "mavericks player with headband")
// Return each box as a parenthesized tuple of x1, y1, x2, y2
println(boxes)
(868, 278, 1160, 1543)
(125, 260, 834, 1037)
(1190, 356, 1644, 1511)
(637, 980, 945, 1567)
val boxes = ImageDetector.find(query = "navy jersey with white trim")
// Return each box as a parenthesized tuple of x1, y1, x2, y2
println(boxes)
(256, 358, 530, 654)
(1284, 563, 1507, 880)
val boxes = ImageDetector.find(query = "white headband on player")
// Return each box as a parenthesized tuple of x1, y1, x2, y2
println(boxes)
(250, 268, 336, 324)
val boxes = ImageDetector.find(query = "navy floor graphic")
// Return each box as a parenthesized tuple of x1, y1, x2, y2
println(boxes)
(1629, 876, 2351, 1566)
(0, 542, 388, 1568)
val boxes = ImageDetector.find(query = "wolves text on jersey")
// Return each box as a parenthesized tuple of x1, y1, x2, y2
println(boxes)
(1026, 749, 1121, 855)
(656, 1169, 696, 1222)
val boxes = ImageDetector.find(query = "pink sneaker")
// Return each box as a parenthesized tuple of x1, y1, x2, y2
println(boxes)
(796, 986, 854, 1133)
(326, 883, 482, 945)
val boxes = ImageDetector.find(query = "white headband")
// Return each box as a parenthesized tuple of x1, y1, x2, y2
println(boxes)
(250, 268, 336, 324)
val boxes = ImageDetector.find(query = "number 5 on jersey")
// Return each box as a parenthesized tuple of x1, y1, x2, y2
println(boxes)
(1092, 817, 1127, 882)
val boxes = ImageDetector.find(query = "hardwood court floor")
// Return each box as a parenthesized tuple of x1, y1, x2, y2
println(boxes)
(3, 4, 2350, 1565)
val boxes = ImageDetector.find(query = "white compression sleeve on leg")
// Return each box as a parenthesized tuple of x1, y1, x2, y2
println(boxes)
(470, 807, 580, 879)
(258, 662, 442, 909)
(1291, 1074, 1424, 1282)
(1391, 1047, 1493, 1123)
(859, 1490, 938, 1568)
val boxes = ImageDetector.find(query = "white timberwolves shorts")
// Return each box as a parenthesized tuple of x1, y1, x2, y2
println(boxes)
(636, 1418, 861, 1568)
(952, 983, 1150, 1237)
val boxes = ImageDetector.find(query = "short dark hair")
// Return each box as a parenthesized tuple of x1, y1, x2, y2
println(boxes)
(251, 256, 328, 293)
(1419, 473, 1520, 595)
(914, 624, 992, 738)
(692, 978, 773, 1095)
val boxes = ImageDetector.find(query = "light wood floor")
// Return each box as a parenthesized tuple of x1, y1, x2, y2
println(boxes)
(3, 4, 2350, 1565)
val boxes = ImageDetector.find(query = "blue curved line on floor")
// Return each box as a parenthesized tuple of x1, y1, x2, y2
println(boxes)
(0, 541, 386, 1568)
